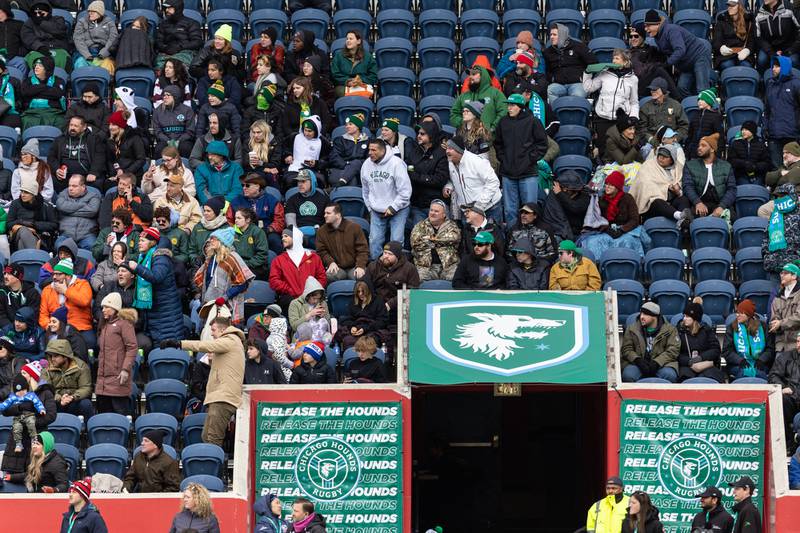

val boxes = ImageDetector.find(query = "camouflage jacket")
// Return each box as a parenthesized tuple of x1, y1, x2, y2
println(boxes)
(410, 218, 461, 269)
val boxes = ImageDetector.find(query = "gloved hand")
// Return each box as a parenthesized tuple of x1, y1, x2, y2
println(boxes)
(215, 296, 226, 306)
(645, 359, 661, 375)
(738, 48, 751, 61)
(118, 369, 129, 385)
(720, 45, 734, 56)
(745, 161, 756, 174)
(41, 486, 55, 493)
(160, 339, 181, 349)
(635, 358, 651, 375)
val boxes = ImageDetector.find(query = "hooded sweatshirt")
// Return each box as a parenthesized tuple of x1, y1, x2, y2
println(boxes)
(0, 305, 45, 359)
(288, 276, 331, 336)
(269, 226, 327, 299)
(154, 0, 204, 56)
(20, 0, 72, 53)
(289, 115, 322, 173)
(153, 84, 196, 145)
(254, 494, 289, 533)
(360, 149, 412, 214)
(283, 171, 328, 228)
(765, 55, 800, 140)
(449, 59, 508, 132)
(542, 23, 597, 85)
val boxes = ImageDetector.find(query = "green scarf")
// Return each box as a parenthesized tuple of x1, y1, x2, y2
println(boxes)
(733, 322, 765, 377)
(133, 247, 155, 310)
(769, 195, 796, 251)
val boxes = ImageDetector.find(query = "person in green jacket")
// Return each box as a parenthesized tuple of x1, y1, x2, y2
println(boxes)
(233, 206, 269, 279)
(188, 196, 231, 267)
(449, 59, 508, 133)
(153, 206, 189, 264)
(330, 30, 378, 98)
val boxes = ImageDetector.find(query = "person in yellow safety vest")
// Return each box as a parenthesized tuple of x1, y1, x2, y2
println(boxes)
(586, 476, 630, 533)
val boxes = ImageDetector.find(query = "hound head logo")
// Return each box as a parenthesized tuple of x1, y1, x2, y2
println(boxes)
(454, 313, 566, 361)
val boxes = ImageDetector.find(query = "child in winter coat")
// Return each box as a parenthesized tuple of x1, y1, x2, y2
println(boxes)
(0, 373, 46, 452)
(266, 312, 293, 381)
(196, 80, 242, 139)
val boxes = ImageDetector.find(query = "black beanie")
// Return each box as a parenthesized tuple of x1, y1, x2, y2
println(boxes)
(683, 297, 704, 322)
(143, 429, 164, 449)
(740, 120, 758, 137)
(383, 241, 403, 258)
(262, 26, 277, 44)
(13, 373, 28, 392)
(205, 196, 226, 217)
(82, 82, 101, 97)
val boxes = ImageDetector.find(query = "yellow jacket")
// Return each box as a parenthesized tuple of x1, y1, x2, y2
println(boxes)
(549, 257, 602, 291)
(586, 494, 630, 533)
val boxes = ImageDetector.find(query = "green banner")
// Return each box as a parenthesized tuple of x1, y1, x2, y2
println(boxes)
(407, 290, 608, 384)
(255, 402, 403, 532)
(619, 400, 766, 532)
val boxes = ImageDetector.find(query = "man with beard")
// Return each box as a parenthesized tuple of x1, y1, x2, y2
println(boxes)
(154, 0, 203, 68)
(452, 231, 508, 290)
(506, 203, 558, 264)
(459, 202, 504, 257)
(64, 83, 109, 135)
(450, 63, 508, 133)
(585, 477, 629, 533)
(7, 180, 58, 250)
(48, 116, 106, 194)
(682, 133, 737, 219)
(92, 208, 140, 262)
(0, 263, 40, 328)
(41, 339, 93, 420)
(691, 486, 734, 533)
(410, 200, 461, 282)
(502, 51, 547, 100)
(153, 85, 196, 157)
(365, 241, 419, 319)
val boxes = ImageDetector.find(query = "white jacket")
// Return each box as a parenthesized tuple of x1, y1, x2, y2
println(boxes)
(360, 150, 412, 213)
(582, 69, 639, 121)
(445, 150, 502, 220)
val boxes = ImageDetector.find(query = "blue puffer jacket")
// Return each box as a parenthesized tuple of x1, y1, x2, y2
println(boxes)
(765, 55, 800, 139)
(790, 448, 800, 490)
(655, 22, 708, 72)
(59, 504, 108, 533)
(254, 493, 288, 533)
(0, 306, 45, 360)
(133, 247, 183, 342)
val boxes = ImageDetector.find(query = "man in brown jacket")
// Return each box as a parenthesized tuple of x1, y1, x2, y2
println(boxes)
(163, 316, 245, 446)
(770, 263, 800, 353)
(365, 241, 420, 318)
(315, 203, 369, 283)
(42, 339, 94, 420)
(122, 429, 181, 493)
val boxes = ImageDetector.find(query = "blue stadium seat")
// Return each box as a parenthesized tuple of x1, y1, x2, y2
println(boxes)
(124, 0, 157, 8)
(735, 247, 767, 282)
(638, 377, 671, 383)
(206, 9, 246, 40)
(251, 0, 284, 8)
(673, 9, 711, 38)
(87, 413, 130, 446)
(144, 379, 187, 418)
(377, 95, 416, 126)
(420, 280, 453, 289)
(290, 9, 330, 40)
(599, 248, 641, 281)
(588, 37, 626, 63)
(682, 95, 699, 122)
(505, 0, 536, 8)
(735, 184, 770, 218)
(554, 125, 591, 156)
(374, 38, 414, 69)
(552, 96, 592, 126)
(182, 8, 203, 25)
(327, 280, 356, 318)
(330, 186, 368, 217)
(85, 443, 129, 478)
(378, 67, 415, 97)
(333, 9, 372, 39)
(181, 413, 207, 447)
(48, 413, 82, 448)
(732, 216, 767, 249)
(250, 10, 288, 40)
(148, 348, 191, 381)
(694, 280, 735, 324)
(502, 9, 541, 38)
(683, 376, 719, 384)
(209, 0, 243, 9)
(418, 9, 457, 39)
(732, 377, 768, 384)
(10, 249, 51, 282)
(244, 280, 276, 305)
(182, 443, 225, 477)
(587, 9, 626, 39)
(115, 68, 156, 98)
(545, 9, 584, 40)
(420, 95, 454, 127)
(553, 155, 593, 182)
(376, 9, 415, 38)
(463, 0, 496, 9)
(418, 37, 457, 70)
(337, 0, 370, 8)
(603, 280, 644, 323)
(690, 217, 729, 249)
(588, 0, 620, 8)
(725, 96, 764, 127)
(0, 126, 18, 159)
(71, 66, 111, 99)
(738, 279, 773, 317)
(672, 0, 703, 9)
(181, 474, 225, 492)
(0, 415, 10, 446)
(649, 279, 691, 318)
(691, 247, 731, 282)
(644, 247, 685, 282)
(346, 216, 370, 237)
(134, 412, 179, 446)
(333, 96, 374, 125)
(119, 9, 158, 37)
(52, 8, 74, 33)
(720, 66, 760, 97)
(419, 68, 458, 97)
(461, 9, 499, 39)
(22, 125, 60, 157)
(420, 0, 454, 9)
(55, 443, 80, 481)
(460, 37, 500, 69)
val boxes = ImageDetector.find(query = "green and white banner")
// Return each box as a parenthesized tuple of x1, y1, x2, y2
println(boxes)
(255, 402, 403, 532)
(619, 400, 766, 533)
(407, 290, 608, 384)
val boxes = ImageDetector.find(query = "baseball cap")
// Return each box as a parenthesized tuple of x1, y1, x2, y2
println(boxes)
(696, 486, 722, 499)
(729, 476, 755, 492)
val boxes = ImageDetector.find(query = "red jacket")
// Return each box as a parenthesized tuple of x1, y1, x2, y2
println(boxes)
(268, 251, 326, 298)
(249, 43, 286, 81)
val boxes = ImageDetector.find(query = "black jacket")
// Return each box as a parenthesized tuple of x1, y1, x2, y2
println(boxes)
(329, 134, 368, 170)
(59, 503, 108, 533)
(48, 132, 107, 192)
(282, 96, 332, 139)
(713, 10, 756, 69)
(1, 381, 56, 478)
(339, 292, 389, 336)
(503, 70, 548, 100)
(20, 0, 71, 54)
(190, 44, 244, 82)
(0, 280, 41, 328)
(284, 30, 331, 82)
(0, 1, 25, 59)
(294, 513, 328, 533)
(347, 357, 388, 383)
(290, 359, 337, 384)
(728, 136, 772, 181)
(155, 0, 203, 56)
(244, 352, 287, 385)
(686, 109, 725, 160)
(452, 253, 509, 290)
(506, 260, 550, 290)
(7, 195, 59, 237)
(106, 129, 147, 178)
(404, 141, 448, 210)
(31, 450, 69, 493)
(0, 354, 12, 399)
(732, 497, 761, 533)
(19, 71, 66, 113)
(691, 504, 735, 533)
(621, 506, 665, 533)
(721, 323, 775, 370)
(755, 0, 800, 56)
(98, 186, 153, 229)
(459, 219, 505, 257)
(769, 349, 800, 403)
(494, 107, 548, 179)
(64, 99, 110, 135)
(243, 97, 286, 148)
(542, 34, 597, 85)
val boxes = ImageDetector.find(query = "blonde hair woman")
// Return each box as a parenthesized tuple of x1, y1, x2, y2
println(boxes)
(141, 145, 197, 202)
(25, 431, 68, 493)
(169, 482, 221, 533)
(245, 120, 280, 185)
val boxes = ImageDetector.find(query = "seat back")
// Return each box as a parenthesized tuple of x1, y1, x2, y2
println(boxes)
(735, 247, 767, 282)
(734, 184, 770, 218)
(554, 125, 591, 156)
(134, 412, 179, 446)
(460, 9, 499, 39)
(376, 9, 415, 39)
(377, 95, 416, 126)
(587, 9, 625, 38)
(644, 247, 685, 282)
(333, 9, 372, 39)
(732, 216, 767, 249)
(502, 9, 541, 38)
(115, 67, 156, 97)
(690, 217, 729, 249)
(181, 474, 225, 492)
(545, 9, 584, 39)
(85, 443, 129, 478)
(374, 37, 414, 69)
(599, 248, 641, 281)
(87, 413, 131, 446)
(419, 67, 458, 97)
(333, 96, 374, 125)
(603, 280, 644, 322)
(551, 96, 592, 126)
(417, 37, 456, 70)
(725, 96, 764, 127)
(649, 280, 691, 318)
(690, 247, 732, 283)
(419, 95, 454, 127)
(148, 348, 191, 381)
(720, 66, 759, 97)
(182, 443, 226, 477)
(144, 379, 187, 418)
(738, 279, 773, 316)
(290, 8, 330, 40)
(460, 37, 499, 69)
(250, 9, 288, 40)
(694, 280, 735, 324)
(330, 187, 368, 217)
(553, 155, 593, 182)
(181, 413, 208, 447)
(327, 279, 356, 318)
(55, 443, 80, 481)
(587, 37, 626, 63)
(673, 9, 711, 38)
(378, 67, 415, 97)
(643, 217, 681, 249)
(48, 413, 82, 448)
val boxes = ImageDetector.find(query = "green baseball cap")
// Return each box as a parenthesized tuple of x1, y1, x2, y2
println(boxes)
(473, 231, 495, 244)
(506, 93, 526, 106)
(782, 263, 800, 276)
(558, 239, 582, 254)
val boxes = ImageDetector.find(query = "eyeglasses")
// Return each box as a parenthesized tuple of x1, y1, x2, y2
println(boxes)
(156, 218, 169, 224)
(473, 242, 490, 248)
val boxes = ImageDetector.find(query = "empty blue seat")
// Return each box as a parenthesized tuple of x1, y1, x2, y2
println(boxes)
(732, 377, 768, 384)
(690, 217, 729, 249)
(0, 126, 18, 158)
(291, 9, 330, 40)
(546, 0, 580, 8)
(22, 125, 60, 157)
(418, 37, 457, 70)
(182, 413, 207, 446)
(327, 279, 356, 318)
(545, 9, 584, 40)
(55, 443, 80, 481)
(148, 348, 191, 380)
(252, 0, 284, 8)
(144, 379, 187, 418)
(377, 95, 416, 126)
(463, 0, 495, 9)
(720, 66, 760, 97)
(182, 8, 203, 25)
(603, 280, 644, 323)
(181, 474, 225, 492)
(638, 377, 671, 383)
(460, 9, 499, 39)
(124, 0, 157, 8)
(694, 280, 735, 324)
(330, 186, 367, 217)
(725, 96, 764, 127)
(682, 95, 700, 123)
(732, 216, 767, 249)
(71, 66, 111, 99)
(460, 37, 500, 69)
(553, 155, 593, 182)
(588, 37, 627, 63)
(48, 413, 82, 448)
(691, 247, 731, 282)
(134, 412, 179, 446)
(554, 125, 591, 156)
(374, 37, 414, 69)
(502, 9, 541, 39)
(378, 67, 415, 97)
(649, 279, 691, 318)
(505, 0, 536, 8)
(420, 0, 454, 9)
(10, 249, 51, 281)
(420, 280, 453, 289)
(419, 67, 458, 97)
(376, 9, 415, 38)
(600, 248, 641, 281)
(644, 247, 685, 282)
(587, 9, 626, 39)
(673, 9, 711, 38)
(337, 0, 369, 8)
(0, 415, 10, 446)
(244, 279, 276, 305)
(85, 443, 128, 478)
(182, 443, 225, 477)
(87, 413, 130, 446)
(735, 184, 770, 218)
(333, 9, 372, 39)
(115, 68, 156, 97)
(52, 8, 74, 33)
(333, 96, 374, 125)
(734, 247, 766, 282)
(420, 95, 454, 127)
(418, 9, 457, 39)
(739, 279, 773, 317)
(346, 216, 370, 236)
(672, 0, 704, 9)
(683, 376, 719, 384)
(552, 96, 592, 126)
(250, 10, 288, 40)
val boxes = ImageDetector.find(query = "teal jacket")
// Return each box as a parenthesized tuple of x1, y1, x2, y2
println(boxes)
(194, 159, 245, 204)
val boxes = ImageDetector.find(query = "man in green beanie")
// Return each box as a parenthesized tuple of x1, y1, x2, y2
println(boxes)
(549, 240, 602, 291)
(452, 231, 509, 289)
(329, 113, 369, 186)
(685, 87, 724, 160)
(195, 139, 245, 204)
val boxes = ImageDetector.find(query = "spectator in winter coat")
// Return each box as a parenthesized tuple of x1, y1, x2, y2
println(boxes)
(450, 60, 508, 133)
(189, 112, 242, 171)
(337, 280, 388, 350)
(0, 264, 40, 329)
(122, 429, 181, 493)
(284, 30, 330, 83)
(42, 338, 92, 420)
(455, 101, 492, 158)
(506, 237, 550, 290)
(196, 80, 241, 140)
(769, 263, 800, 352)
(444, 136, 503, 223)
(0, 1, 25, 69)
(98, 172, 152, 230)
(502, 50, 547, 100)
(230, 173, 284, 254)
(644, 9, 713, 99)
(303, 57, 335, 107)
(410, 200, 461, 282)
(244, 340, 286, 385)
(232, 207, 269, 279)
(269, 226, 326, 311)
(361, 138, 412, 259)
(722, 299, 773, 381)
(729, 120, 773, 185)
(7, 181, 58, 251)
(637, 77, 690, 148)
(0, 305, 45, 361)
(249, 27, 285, 80)
(329, 113, 369, 187)
(630, 143, 692, 225)
(604, 110, 643, 165)
(765, 56, 800, 168)
(282, 76, 332, 143)
(543, 23, 597, 104)
(686, 88, 725, 160)
(316, 204, 368, 282)
(153, 85, 196, 158)
(168, 482, 221, 533)
(713, 0, 756, 70)
(242, 118, 282, 189)
(677, 298, 725, 382)
(59, 477, 109, 532)
(285, 115, 330, 189)
(188, 196, 231, 266)
(106, 112, 147, 182)
(24, 431, 68, 493)
(48, 116, 106, 194)
(764, 143, 800, 208)
(549, 240, 601, 291)
(630, 23, 675, 99)
(153, 59, 192, 109)
(453, 231, 509, 290)
(330, 30, 378, 97)
(56, 175, 101, 251)
(94, 292, 137, 415)
(287, 277, 331, 342)
(365, 240, 420, 319)
(406, 122, 449, 225)
(155, 0, 203, 68)
(142, 146, 196, 203)
(40, 258, 94, 347)
(11, 139, 54, 203)
(254, 494, 289, 533)
(194, 140, 244, 204)
(194, 59, 242, 111)
(622, 493, 665, 533)
(506, 202, 558, 264)
(190, 24, 243, 82)
(19, 54, 65, 130)
(682, 133, 737, 218)
(551, 171, 590, 238)
(691, 487, 735, 533)
(92, 208, 139, 263)
(290, 342, 337, 384)
(20, 0, 71, 68)
(64, 83, 109, 135)
(40, 238, 95, 288)
(459, 202, 505, 257)
(585, 477, 630, 533)
(621, 302, 680, 382)
(114, 15, 154, 70)
(755, 0, 800, 71)
(345, 336, 388, 383)
(72, 1, 118, 70)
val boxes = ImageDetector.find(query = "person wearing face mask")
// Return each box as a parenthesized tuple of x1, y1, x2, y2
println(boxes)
(18, 54, 66, 130)
(585, 476, 629, 533)
(20, 0, 71, 70)
(64, 83, 109, 135)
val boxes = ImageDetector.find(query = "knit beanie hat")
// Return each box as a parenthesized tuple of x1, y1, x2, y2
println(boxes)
(737, 299, 756, 317)
(256, 83, 277, 111)
(447, 135, 466, 154)
(740, 120, 758, 137)
(141, 226, 160, 242)
(516, 51, 535, 68)
(605, 170, 625, 190)
(383, 241, 403, 258)
(464, 100, 484, 118)
(205, 139, 229, 158)
(13, 373, 27, 392)
(0, 336, 14, 354)
(54, 258, 74, 277)
(100, 292, 123, 312)
(210, 226, 236, 248)
(640, 301, 661, 317)
(20, 360, 45, 383)
(87, 0, 105, 15)
(70, 477, 92, 502)
(38, 431, 54, 455)
(699, 132, 720, 152)
(346, 112, 365, 129)
(615, 108, 638, 132)
(684, 296, 704, 322)
(261, 26, 277, 43)
(698, 87, 717, 107)
(644, 8, 661, 24)
(108, 110, 127, 129)
(50, 305, 68, 324)
(303, 341, 325, 362)
(19, 175, 38, 195)
(205, 196, 226, 216)
(381, 117, 399, 132)
(208, 80, 226, 101)
(20, 138, 39, 158)
(4, 263, 23, 281)
(784, 142, 800, 157)
(143, 429, 164, 449)
(516, 30, 534, 48)
(214, 23, 233, 42)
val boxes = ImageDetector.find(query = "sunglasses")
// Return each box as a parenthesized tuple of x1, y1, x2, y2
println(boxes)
(630, 33, 641, 38)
